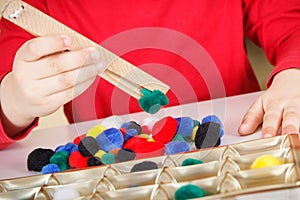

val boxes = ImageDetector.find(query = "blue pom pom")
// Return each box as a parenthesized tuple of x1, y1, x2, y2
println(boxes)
(121, 122, 131, 129)
(125, 129, 138, 141)
(202, 115, 224, 137)
(166, 141, 190, 155)
(41, 164, 61, 174)
(96, 128, 124, 152)
(55, 142, 78, 155)
(175, 117, 194, 138)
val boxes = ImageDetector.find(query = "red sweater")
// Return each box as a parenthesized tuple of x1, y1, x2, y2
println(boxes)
(1, 0, 300, 148)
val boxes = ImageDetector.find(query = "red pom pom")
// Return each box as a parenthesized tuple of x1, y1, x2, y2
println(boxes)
(69, 151, 88, 169)
(141, 125, 151, 134)
(123, 136, 165, 159)
(152, 116, 178, 143)
(119, 128, 127, 138)
(73, 134, 86, 145)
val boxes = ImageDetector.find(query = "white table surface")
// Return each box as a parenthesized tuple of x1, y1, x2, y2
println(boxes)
(0, 91, 299, 199)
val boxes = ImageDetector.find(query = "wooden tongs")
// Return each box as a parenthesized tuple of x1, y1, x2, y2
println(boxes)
(0, 0, 170, 99)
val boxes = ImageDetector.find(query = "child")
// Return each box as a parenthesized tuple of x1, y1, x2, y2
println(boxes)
(0, 0, 300, 149)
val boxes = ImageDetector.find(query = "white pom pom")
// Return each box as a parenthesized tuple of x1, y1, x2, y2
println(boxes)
(53, 187, 80, 200)
(101, 115, 125, 129)
(140, 116, 160, 131)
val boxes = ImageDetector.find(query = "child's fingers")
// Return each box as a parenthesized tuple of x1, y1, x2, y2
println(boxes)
(46, 78, 95, 110)
(281, 105, 300, 135)
(16, 35, 71, 62)
(238, 96, 264, 136)
(261, 102, 283, 137)
(37, 63, 101, 96)
(32, 47, 102, 79)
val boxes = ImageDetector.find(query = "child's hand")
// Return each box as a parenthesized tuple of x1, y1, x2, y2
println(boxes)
(238, 68, 300, 137)
(0, 35, 103, 135)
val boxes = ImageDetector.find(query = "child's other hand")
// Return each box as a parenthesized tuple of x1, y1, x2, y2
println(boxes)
(0, 35, 103, 133)
(238, 68, 300, 137)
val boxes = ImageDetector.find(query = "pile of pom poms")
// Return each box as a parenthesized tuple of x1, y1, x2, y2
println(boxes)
(27, 115, 224, 174)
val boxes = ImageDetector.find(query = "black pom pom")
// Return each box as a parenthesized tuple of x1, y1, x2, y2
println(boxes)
(195, 122, 221, 149)
(131, 161, 158, 172)
(116, 148, 136, 162)
(27, 148, 55, 171)
(78, 136, 100, 157)
(127, 121, 142, 135)
(87, 156, 102, 167)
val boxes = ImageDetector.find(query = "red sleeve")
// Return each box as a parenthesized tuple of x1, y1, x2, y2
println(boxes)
(243, 0, 300, 87)
(0, 0, 48, 149)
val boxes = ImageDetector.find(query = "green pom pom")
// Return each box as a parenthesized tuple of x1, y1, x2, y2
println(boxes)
(193, 120, 200, 127)
(174, 184, 205, 200)
(50, 151, 70, 171)
(138, 88, 169, 114)
(172, 134, 185, 141)
(101, 153, 116, 164)
(182, 158, 203, 166)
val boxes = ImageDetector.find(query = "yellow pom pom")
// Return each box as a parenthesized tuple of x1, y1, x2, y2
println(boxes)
(191, 126, 198, 141)
(250, 155, 282, 169)
(94, 150, 106, 159)
(139, 134, 155, 142)
(87, 125, 106, 138)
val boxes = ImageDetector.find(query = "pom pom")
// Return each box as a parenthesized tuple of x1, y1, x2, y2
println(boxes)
(172, 134, 185, 141)
(78, 136, 100, 157)
(87, 156, 102, 167)
(182, 158, 203, 166)
(101, 115, 125, 129)
(140, 116, 160, 131)
(123, 136, 165, 158)
(152, 116, 178, 144)
(202, 115, 224, 137)
(95, 150, 107, 159)
(174, 184, 205, 200)
(141, 125, 152, 134)
(124, 129, 138, 141)
(195, 122, 221, 149)
(116, 148, 136, 162)
(127, 121, 142, 135)
(130, 161, 158, 172)
(69, 151, 88, 169)
(55, 142, 78, 155)
(193, 120, 200, 127)
(250, 155, 282, 169)
(86, 125, 106, 138)
(53, 186, 80, 200)
(41, 164, 61, 174)
(27, 148, 54, 171)
(96, 128, 124, 152)
(101, 153, 116, 164)
(165, 141, 190, 155)
(175, 117, 194, 138)
(191, 126, 199, 141)
(138, 88, 169, 114)
(121, 122, 131, 129)
(109, 148, 121, 156)
(73, 134, 86, 145)
(50, 151, 70, 171)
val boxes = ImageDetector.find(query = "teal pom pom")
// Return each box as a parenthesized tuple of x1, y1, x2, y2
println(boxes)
(172, 134, 185, 141)
(50, 151, 70, 171)
(181, 158, 203, 166)
(174, 184, 205, 200)
(138, 88, 169, 114)
(101, 153, 116, 164)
